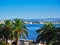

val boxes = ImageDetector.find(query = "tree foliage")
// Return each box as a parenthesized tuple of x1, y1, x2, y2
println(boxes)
(0, 19, 28, 45)
(36, 22, 60, 45)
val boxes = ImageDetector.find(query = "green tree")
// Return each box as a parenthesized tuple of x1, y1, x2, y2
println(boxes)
(2, 20, 13, 45)
(36, 22, 56, 45)
(0, 24, 3, 39)
(52, 27, 60, 45)
(13, 19, 28, 45)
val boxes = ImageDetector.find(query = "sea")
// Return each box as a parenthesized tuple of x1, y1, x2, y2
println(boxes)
(21, 24, 60, 41)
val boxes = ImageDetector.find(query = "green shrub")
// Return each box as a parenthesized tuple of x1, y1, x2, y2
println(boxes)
(0, 41, 6, 45)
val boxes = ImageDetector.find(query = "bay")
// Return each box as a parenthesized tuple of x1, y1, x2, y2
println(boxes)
(21, 24, 60, 41)
(26, 24, 43, 41)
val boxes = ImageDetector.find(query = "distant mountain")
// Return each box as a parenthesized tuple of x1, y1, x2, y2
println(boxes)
(22, 18, 60, 22)
(43, 18, 60, 22)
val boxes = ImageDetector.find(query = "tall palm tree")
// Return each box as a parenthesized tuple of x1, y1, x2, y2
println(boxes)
(36, 22, 56, 45)
(0, 24, 3, 39)
(2, 20, 13, 45)
(52, 27, 60, 45)
(13, 19, 28, 45)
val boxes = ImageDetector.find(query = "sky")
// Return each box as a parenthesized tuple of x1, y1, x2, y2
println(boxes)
(0, 0, 60, 20)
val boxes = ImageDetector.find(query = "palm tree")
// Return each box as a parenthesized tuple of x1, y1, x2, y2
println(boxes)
(36, 22, 56, 45)
(52, 27, 60, 45)
(0, 24, 3, 39)
(2, 20, 13, 45)
(13, 19, 28, 45)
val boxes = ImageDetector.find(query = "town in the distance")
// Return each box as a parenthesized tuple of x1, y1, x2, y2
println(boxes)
(0, 18, 60, 24)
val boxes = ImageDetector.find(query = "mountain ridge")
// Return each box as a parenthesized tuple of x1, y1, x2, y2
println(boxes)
(22, 18, 60, 22)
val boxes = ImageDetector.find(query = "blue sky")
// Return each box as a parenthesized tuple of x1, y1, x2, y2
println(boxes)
(0, 0, 60, 20)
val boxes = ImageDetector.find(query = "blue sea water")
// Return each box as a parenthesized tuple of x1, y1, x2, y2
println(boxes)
(22, 24, 60, 41)
(25, 24, 43, 41)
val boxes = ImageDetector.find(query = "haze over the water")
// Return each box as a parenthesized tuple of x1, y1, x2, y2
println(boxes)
(0, 0, 60, 20)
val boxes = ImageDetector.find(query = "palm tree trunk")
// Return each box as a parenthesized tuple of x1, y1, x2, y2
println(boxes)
(5, 39, 8, 45)
(16, 37, 19, 45)
(42, 42, 45, 45)
(46, 42, 49, 45)
(16, 32, 19, 45)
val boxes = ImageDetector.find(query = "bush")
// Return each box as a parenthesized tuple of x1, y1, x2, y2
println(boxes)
(52, 42, 60, 45)
(0, 41, 6, 45)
